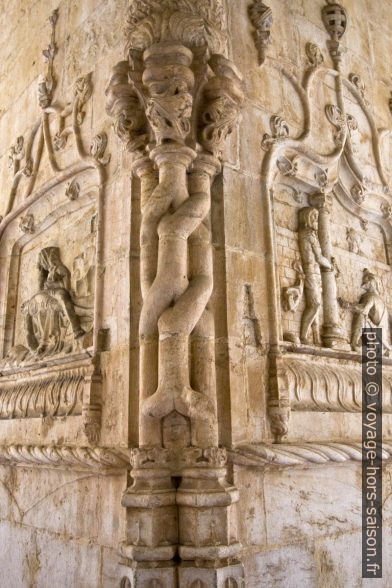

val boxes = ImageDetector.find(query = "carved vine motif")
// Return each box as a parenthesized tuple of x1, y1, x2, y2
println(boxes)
(90, 133, 111, 165)
(325, 104, 357, 147)
(2, 9, 110, 219)
(248, 0, 273, 65)
(261, 115, 289, 150)
(305, 42, 324, 68)
(8, 136, 25, 174)
(277, 156, 298, 177)
(351, 182, 367, 204)
(0, 444, 129, 470)
(65, 178, 80, 201)
(349, 73, 368, 105)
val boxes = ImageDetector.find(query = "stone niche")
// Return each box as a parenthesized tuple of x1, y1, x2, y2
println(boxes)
(0, 168, 102, 446)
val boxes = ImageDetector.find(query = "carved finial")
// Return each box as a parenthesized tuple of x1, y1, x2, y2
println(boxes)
(322, 1, 347, 65)
(248, 0, 273, 65)
(305, 43, 324, 68)
(19, 214, 35, 234)
(381, 201, 392, 220)
(349, 73, 368, 104)
(38, 7, 59, 109)
(351, 183, 366, 205)
(261, 115, 289, 150)
(65, 178, 80, 201)
(90, 132, 111, 165)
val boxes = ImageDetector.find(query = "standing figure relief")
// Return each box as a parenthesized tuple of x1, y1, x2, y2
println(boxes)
(298, 206, 332, 346)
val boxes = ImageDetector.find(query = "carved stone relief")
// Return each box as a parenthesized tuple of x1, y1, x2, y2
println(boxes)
(0, 8, 109, 446)
(258, 0, 392, 444)
(248, 1, 273, 65)
(106, 0, 245, 585)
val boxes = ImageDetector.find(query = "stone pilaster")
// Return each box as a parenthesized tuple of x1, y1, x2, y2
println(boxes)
(106, 1, 244, 585)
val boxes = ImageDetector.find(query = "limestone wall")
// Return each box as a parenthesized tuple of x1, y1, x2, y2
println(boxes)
(0, 0, 391, 586)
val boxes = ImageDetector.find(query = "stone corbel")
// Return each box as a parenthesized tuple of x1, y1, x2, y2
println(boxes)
(268, 353, 290, 443)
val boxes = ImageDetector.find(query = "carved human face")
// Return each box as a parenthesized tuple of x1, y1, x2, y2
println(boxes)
(299, 206, 319, 231)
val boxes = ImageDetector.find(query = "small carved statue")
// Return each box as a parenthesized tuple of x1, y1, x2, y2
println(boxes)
(22, 247, 84, 356)
(282, 260, 304, 313)
(339, 268, 391, 353)
(298, 207, 332, 345)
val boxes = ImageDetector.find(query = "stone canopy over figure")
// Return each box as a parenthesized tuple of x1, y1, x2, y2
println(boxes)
(298, 206, 332, 345)
(339, 268, 391, 354)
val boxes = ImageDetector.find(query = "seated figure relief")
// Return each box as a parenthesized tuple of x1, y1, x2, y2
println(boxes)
(1, 246, 94, 367)
(339, 268, 391, 354)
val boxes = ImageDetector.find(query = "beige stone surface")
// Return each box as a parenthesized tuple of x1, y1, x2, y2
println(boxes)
(0, 0, 391, 585)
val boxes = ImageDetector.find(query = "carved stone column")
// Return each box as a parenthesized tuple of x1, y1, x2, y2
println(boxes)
(106, 1, 244, 585)
(309, 192, 344, 348)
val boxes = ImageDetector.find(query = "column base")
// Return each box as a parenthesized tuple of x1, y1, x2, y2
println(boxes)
(322, 323, 349, 349)
(178, 562, 245, 587)
(119, 561, 177, 588)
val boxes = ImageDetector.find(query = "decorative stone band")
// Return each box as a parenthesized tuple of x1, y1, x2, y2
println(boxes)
(283, 352, 392, 413)
(130, 445, 227, 475)
(0, 355, 100, 420)
(0, 444, 131, 471)
(228, 442, 392, 468)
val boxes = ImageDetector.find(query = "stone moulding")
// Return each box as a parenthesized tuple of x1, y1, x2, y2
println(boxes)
(0, 444, 131, 471)
(228, 441, 392, 468)
(283, 352, 392, 413)
(0, 354, 102, 443)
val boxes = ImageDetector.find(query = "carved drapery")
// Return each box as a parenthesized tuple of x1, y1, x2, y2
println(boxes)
(106, 0, 244, 584)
